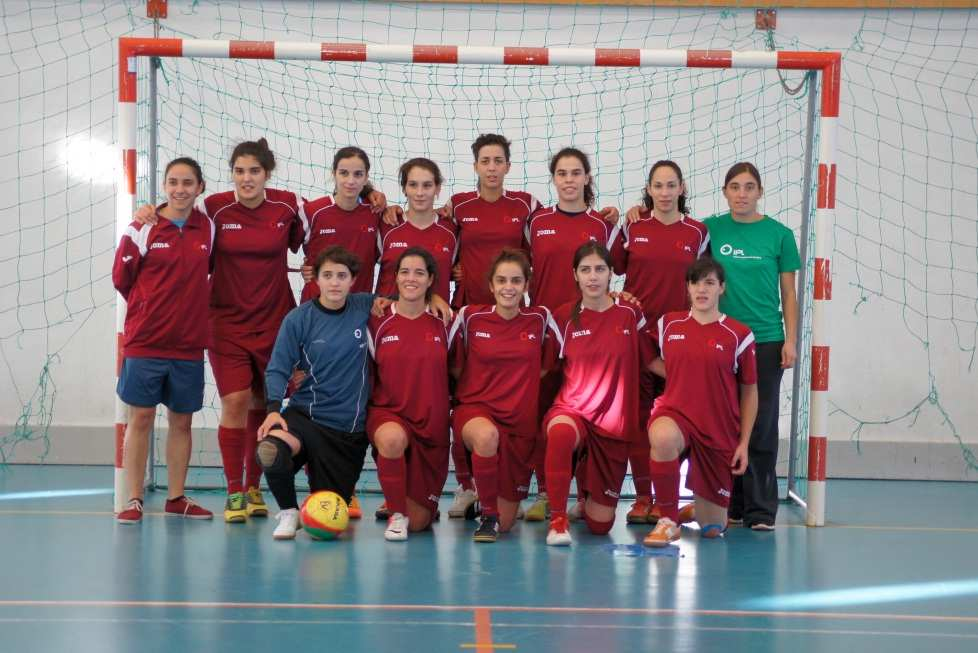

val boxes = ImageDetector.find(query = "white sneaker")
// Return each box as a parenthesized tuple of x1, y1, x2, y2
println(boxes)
(273, 508, 301, 540)
(567, 499, 584, 521)
(546, 516, 572, 546)
(385, 512, 409, 541)
(447, 487, 478, 519)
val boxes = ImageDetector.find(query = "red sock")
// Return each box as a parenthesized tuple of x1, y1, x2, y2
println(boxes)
(217, 426, 246, 494)
(451, 434, 474, 491)
(649, 458, 681, 522)
(471, 453, 499, 517)
(244, 409, 266, 488)
(377, 454, 408, 515)
(629, 439, 652, 499)
(532, 431, 548, 493)
(544, 422, 577, 518)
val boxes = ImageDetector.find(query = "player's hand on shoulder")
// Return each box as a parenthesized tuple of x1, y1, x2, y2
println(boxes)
(451, 263, 464, 282)
(300, 265, 314, 283)
(134, 203, 158, 226)
(598, 205, 620, 225)
(367, 190, 388, 214)
(428, 293, 453, 325)
(436, 203, 452, 221)
(381, 205, 403, 226)
(610, 290, 643, 311)
(624, 205, 643, 224)
(258, 412, 288, 439)
(371, 296, 393, 317)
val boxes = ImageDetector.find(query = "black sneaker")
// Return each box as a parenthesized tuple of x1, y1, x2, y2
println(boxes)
(375, 501, 390, 521)
(464, 500, 482, 521)
(473, 515, 499, 543)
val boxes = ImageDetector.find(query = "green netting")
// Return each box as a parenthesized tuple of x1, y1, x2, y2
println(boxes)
(2, 2, 975, 501)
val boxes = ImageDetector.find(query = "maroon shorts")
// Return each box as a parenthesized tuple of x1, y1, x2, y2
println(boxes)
(452, 404, 535, 502)
(543, 409, 628, 508)
(367, 409, 450, 513)
(633, 369, 665, 446)
(208, 328, 276, 397)
(648, 407, 735, 508)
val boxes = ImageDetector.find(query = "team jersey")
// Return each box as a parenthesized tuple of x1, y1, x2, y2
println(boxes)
(450, 190, 538, 307)
(550, 299, 651, 440)
(300, 195, 380, 299)
(652, 311, 758, 449)
(376, 218, 458, 302)
(112, 207, 214, 360)
(449, 304, 559, 435)
(527, 206, 626, 311)
(622, 212, 709, 322)
(203, 188, 303, 335)
(367, 305, 450, 441)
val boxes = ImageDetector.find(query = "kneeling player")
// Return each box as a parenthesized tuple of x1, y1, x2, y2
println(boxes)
(449, 249, 559, 542)
(643, 257, 758, 546)
(368, 247, 451, 541)
(543, 242, 650, 546)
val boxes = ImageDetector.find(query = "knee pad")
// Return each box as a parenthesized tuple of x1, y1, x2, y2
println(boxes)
(584, 513, 614, 535)
(256, 435, 292, 474)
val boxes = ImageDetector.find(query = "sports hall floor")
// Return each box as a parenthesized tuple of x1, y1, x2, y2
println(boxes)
(1, 465, 976, 653)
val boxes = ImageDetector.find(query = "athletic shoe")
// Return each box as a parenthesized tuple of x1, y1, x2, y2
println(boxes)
(546, 515, 572, 546)
(750, 522, 776, 531)
(385, 512, 409, 541)
(117, 498, 143, 524)
(447, 487, 478, 519)
(273, 508, 300, 540)
(165, 495, 213, 520)
(473, 515, 500, 543)
(375, 501, 390, 521)
(648, 502, 662, 524)
(643, 517, 680, 547)
(626, 497, 654, 524)
(224, 492, 247, 523)
(727, 516, 744, 526)
(464, 500, 482, 521)
(677, 503, 695, 525)
(348, 494, 363, 520)
(567, 499, 584, 522)
(524, 493, 549, 522)
(245, 486, 268, 518)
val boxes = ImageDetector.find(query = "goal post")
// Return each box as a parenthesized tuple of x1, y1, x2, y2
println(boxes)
(116, 36, 840, 527)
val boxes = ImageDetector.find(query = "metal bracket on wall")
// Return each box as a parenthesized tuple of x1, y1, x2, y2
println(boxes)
(756, 8, 777, 31)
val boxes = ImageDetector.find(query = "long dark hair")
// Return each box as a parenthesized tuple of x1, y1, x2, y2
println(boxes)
(332, 146, 375, 201)
(641, 160, 687, 215)
(164, 157, 205, 194)
(487, 247, 531, 288)
(570, 241, 613, 326)
(229, 137, 275, 172)
(549, 147, 595, 207)
(723, 161, 763, 190)
(395, 246, 438, 301)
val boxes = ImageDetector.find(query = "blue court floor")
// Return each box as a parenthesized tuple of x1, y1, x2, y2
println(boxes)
(1, 465, 977, 653)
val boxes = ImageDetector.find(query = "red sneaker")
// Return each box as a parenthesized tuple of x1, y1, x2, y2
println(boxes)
(677, 503, 695, 525)
(165, 496, 213, 520)
(626, 497, 654, 524)
(117, 499, 143, 524)
(348, 494, 363, 520)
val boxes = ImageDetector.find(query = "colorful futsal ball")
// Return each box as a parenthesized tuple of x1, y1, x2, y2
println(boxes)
(300, 491, 349, 540)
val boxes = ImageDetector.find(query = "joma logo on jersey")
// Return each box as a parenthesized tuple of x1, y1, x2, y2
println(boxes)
(536, 229, 557, 236)
(222, 223, 242, 230)
(475, 331, 492, 339)
(319, 228, 337, 235)
(633, 237, 649, 243)
(668, 334, 685, 341)
(381, 335, 399, 344)
(717, 488, 731, 498)
(571, 329, 592, 338)
(389, 241, 409, 248)
(604, 489, 620, 499)
(461, 217, 479, 223)
(150, 242, 170, 249)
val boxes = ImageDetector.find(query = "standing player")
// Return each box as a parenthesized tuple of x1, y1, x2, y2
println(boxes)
(449, 249, 559, 542)
(524, 147, 626, 522)
(704, 162, 800, 531)
(376, 159, 457, 304)
(643, 258, 758, 546)
(620, 161, 709, 524)
(367, 247, 451, 541)
(113, 157, 214, 523)
(542, 242, 649, 546)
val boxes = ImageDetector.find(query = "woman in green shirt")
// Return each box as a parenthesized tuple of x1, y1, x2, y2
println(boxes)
(704, 162, 800, 530)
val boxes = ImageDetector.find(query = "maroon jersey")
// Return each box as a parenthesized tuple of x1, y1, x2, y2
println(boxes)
(300, 195, 380, 299)
(622, 212, 709, 322)
(652, 311, 757, 450)
(113, 207, 213, 360)
(450, 190, 538, 306)
(203, 188, 303, 335)
(376, 218, 458, 302)
(550, 299, 650, 440)
(527, 206, 626, 311)
(367, 305, 450, 442)
(449, 304, 559, 435)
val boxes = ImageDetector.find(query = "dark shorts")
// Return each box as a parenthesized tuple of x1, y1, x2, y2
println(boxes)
(452, 404, 535, 502)
(367, 409, 450, 513)
(208, 329, 276, 397)
(648, 407, 735, 508)
(281, 407, 369, 504)
(543, 409, 629, 508)
(116, 356, 204, 413)
(633, 369, 665, 446)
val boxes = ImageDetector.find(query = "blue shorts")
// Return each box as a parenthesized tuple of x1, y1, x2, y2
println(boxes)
(117, 357, 205, 413)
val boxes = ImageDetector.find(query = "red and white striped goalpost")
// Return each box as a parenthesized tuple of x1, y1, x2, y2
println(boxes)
(115, 37, 839, 526)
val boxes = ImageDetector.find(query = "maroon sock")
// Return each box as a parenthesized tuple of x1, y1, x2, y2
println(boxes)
(376, 454, 408, 516)
(544, 423, 577, 518)
(629, 439, 652, 499)
(217, 426, 246, 494)
(471, 453, 499, 517)
(649, 458, 681, 523)
(451, 434, 474, 491)
(244, 409, 266, 488)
